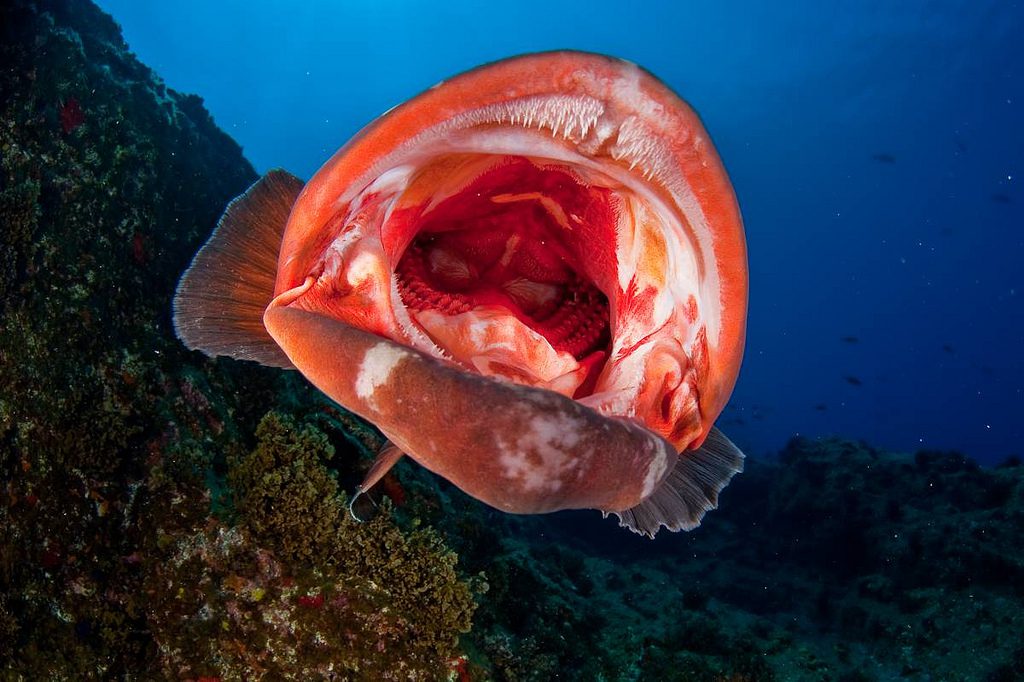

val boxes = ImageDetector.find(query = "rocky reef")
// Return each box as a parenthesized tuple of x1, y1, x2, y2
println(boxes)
(2, 1, 1022, 680)
(0, 1, 477, 678)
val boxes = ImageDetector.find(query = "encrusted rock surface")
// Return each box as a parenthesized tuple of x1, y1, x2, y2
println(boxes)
(442, 438, 1024, 681)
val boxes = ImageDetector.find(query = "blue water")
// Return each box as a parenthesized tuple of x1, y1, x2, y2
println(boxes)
(97, 0, 1023, 464)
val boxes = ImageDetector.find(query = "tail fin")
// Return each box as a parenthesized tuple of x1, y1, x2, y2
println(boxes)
(173, 170, 304, 367)
(605, 426, 744, 538)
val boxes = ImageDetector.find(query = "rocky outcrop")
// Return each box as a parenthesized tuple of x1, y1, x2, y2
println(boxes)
(445, 437, 1024, 680)
(0, 2, 478, 678)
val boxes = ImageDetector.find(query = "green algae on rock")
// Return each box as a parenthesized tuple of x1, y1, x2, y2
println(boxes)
(1, 0, 262, 675)
(146, 521, 473, 680)
(229, 412, 344, 565)
(229, 412, 481, 658)
(427, 436, 1024, 681)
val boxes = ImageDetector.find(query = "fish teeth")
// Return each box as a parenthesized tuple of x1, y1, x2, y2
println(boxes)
(475, 95, 604, 146)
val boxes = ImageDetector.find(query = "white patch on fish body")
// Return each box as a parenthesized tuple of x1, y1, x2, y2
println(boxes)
(522, 413, 582, 451)
(498, 413, 588, 493)
(355, 342, 408, 404)
(345, 250, 383, 287)
(640, 437, 669, 499)
(319, 229, 360, 282)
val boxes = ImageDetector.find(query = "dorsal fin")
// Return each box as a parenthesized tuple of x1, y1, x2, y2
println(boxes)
(173, 169, 304, 368)
(605, 426, 745, 538)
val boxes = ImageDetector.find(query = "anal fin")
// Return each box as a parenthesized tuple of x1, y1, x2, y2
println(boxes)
(349, 442, 405, 522)
(173, 169, 304, 368)
(605, 426, 745, 538)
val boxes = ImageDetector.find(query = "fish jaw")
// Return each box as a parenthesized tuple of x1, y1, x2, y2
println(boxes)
(273, 51, 746, 451)
(263, 303, 677, 514)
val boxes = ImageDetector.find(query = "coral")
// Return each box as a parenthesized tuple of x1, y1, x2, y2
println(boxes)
(59, 96, 86, 134)
(145, 522, 465, 680)
(227, 412, 480, 665)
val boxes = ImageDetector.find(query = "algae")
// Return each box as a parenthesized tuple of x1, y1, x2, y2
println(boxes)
(229, 412, 480, 659)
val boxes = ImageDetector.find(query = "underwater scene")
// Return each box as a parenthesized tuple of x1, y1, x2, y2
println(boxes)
(1, 0, 1022, 679)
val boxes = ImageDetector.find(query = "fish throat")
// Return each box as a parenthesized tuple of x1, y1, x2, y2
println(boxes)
(395, 157, 613, 385)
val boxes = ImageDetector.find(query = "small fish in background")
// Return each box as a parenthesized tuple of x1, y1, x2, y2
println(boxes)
(841, 335, 859, 344)
(173, 52, 748, 538)
(871, 152, 896, 164)
(844, 375, 863, 387)
(814, 403, 828, 411)
(991, 193, 1011, 204)
(942, 344, 955, 354)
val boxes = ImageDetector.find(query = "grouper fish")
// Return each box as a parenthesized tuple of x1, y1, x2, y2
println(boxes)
(173, 51, 748, 537)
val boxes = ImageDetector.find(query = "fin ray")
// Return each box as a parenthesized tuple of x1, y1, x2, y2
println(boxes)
(605, 426, 744, 538)
(173, 169, 304, 368)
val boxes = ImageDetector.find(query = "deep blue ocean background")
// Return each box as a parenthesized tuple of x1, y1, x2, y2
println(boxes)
(95, 0, 1023, 466)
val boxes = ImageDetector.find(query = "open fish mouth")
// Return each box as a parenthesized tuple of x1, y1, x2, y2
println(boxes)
(307, 153, 622, 397)
(393, 156, 614, 388)
(290, 86, 726, 451)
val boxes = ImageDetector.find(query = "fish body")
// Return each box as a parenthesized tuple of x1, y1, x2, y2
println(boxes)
(174, 51, 747, 537)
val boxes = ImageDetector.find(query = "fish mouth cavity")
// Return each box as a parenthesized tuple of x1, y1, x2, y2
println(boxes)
(395, 156, 610, 348)
(377, 153, 622, 398)
(396, 241, 610, 362)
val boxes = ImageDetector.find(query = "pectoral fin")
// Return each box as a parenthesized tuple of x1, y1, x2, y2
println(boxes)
(604, 426, 744, 538)
(173, 169, 304, 367)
